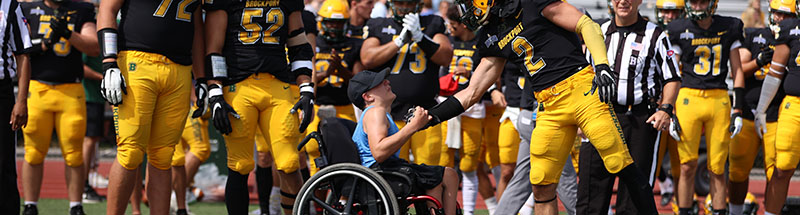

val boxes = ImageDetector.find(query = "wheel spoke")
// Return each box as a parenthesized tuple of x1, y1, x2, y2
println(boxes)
(343, 176, 360, 213)
(312, 195, 342, 215)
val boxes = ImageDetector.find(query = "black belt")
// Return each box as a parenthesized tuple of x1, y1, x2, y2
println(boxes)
(613, 103, 651, 116)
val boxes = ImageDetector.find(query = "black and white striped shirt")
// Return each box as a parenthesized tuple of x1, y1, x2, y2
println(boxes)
(591, 16, 681, 106)
(0, 0, 31, 80)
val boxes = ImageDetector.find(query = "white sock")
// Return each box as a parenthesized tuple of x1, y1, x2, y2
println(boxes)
(728, 203, 744, 215)
(491, 165, 501, 185)
(269, 186, 281, 215)
(765, 212, 777, 215)
(24, 201, 37, 206)
(462, 171, 478, 215)
(69, 201, 81, 208)
(518, 194, 534, 215)
(484, 196, 498, 215)
(660, 177, 674, 194)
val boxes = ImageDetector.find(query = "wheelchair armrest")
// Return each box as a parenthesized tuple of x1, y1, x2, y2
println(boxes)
(297, 131, 323, 151)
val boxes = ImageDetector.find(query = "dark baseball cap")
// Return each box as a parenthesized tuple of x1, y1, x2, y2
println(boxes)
(348, 68, 390, 109)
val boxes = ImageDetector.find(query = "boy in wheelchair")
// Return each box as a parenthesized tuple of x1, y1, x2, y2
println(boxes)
(348, 68, 460, 215)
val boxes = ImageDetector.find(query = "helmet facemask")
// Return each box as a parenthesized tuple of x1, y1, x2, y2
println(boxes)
(389, 0, 422, 23)
(454, 0, 493, 31)
(685, 0, 717, 20)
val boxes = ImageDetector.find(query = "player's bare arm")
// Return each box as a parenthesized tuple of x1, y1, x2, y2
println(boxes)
(191, 7, 205, 81)
(739, 46, 773, 78)
(11, 53, 30, 130)
(66, 22, 98, 56)
(287, 10, 312, 85)
(360, 36, 403, 69)
(204, 10, 227, 87)
(428, 33, 453, 66)
(96, 0, 122, 64)
(730, 47, 746, 114)
(452, 56, 506, 109)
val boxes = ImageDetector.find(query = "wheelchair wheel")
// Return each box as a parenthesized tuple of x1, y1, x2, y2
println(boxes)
(293, 163, 401, 215)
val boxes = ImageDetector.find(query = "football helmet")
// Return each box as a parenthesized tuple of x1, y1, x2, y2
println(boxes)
(769, 0, 800, 33)
(389, 0, 423, 23)
(454, 0, 495, 31)
(655, 0, 686, 27)
(318, 0, 350, 43)
(685, 0, 718, 20)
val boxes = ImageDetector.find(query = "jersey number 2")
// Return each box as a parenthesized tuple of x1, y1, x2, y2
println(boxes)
(512, 37, 545, 77)
(239, 8, 284, 45)
(153, 0, 196, 22)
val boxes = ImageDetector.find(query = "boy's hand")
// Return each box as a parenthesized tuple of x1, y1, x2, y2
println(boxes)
(408, 106, 431, 130)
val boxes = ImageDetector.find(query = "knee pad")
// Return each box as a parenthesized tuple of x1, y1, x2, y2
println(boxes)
(147, 145, 176, 170)
(190, 145, 211, 162)
(117, 146, 145, 170)
(229, 159, 255, 175)
(24, 146, 47, 165)
(63, 150, 84, 167)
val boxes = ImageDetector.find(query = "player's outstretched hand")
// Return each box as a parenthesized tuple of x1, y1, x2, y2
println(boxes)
(669, 115, 682, 141)
(209, 84, 239, 135)
(192, 81, 209, 118)
(100, 61, 126, 106)
(730, 112, 743, 138)
(588, 64, 617, 104)
(291, 82, 315, 133)
(754, 112, 768, 138)
(403, 13, 423, 42)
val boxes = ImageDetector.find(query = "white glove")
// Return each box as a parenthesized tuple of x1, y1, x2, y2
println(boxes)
(100, 62, 126, 105)
(730, 113, 743, 138)
(754, 112, 768, 139)
(669, 117, 682, 142)
(403, 13, 423, 42)
(393, 27, 411, 48)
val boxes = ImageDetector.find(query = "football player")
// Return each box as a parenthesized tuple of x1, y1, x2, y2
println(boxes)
(171, 106, 212, 215)
(666, 0, 746, 214)
(726, 1, 791, 214)
(436, 5, 498, 214)
(756, 2, 800, 214)
(360, 0, 453, 165)
(304, 0, 364, 176)
(346, 0, 375, 39)
(19, 0, 97, 214)
(96, 0, 206, 213)
(435, 0, 659, 214)
(203, 0, 315, 213)
(655, 0, 686, 28)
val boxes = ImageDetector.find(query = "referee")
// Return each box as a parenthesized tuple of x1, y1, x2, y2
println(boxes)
(0, 0, 32, 213)
(576, 0, 680, 214)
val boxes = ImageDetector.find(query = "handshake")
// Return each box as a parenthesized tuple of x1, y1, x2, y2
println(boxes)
(403, 106, 434, 131)
(393, 13, 425, 48)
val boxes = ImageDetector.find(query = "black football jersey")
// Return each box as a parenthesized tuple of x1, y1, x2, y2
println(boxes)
(502, 61, 525, 108)
(667, 15, 744, 90)
(743, 27, 784, 121)
(118, 0, 200, 65)
(204, 0, 304, 85)
(447, 35, 481, 92)
(776, 18, 800, 97)
(22, 1, 94, 83)
(302, 10, 317, 36)
(477, 0, 588, 92)
(314, 36, 363, 106)
(364, 15, 446, 118)
(347, 24, 365, 39)
(520, 74, 535, 110)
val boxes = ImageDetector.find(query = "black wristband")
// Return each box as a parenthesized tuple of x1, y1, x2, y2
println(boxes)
(658, 103, 674, 117)
(427, 96, 465, 126)
(417, 35, 440, 56)
(97, 28, 118, 60)
(733, 87, 745, 110)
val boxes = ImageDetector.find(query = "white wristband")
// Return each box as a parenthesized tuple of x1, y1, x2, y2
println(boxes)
(209, 86, 223, 97)
(211, 55, 228, 78)
(299, 83, 314, 94)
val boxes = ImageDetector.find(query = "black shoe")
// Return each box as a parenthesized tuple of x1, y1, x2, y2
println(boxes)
(176, 209, 189, 215)
(660, 192, 674, 206)
(22, 204, 38, 215)
(83, 185, 106, 203)
(70, 205, 86, 215)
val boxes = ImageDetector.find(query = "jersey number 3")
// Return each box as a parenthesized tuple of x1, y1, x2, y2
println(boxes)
(693, 44, 723, 76)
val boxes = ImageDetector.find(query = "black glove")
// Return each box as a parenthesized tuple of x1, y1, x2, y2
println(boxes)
(756, 48, 774, 67)
(290, 83, 315, 133)
(47, 15, 71, 44)
(191, 81, 209, 118)
(209, 84, 239, 135)
(587, 64, 617, 104)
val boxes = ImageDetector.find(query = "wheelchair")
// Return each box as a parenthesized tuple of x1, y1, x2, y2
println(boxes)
(293, 117, 457, 215)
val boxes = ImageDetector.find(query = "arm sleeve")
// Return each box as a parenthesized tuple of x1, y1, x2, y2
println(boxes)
(655, 31, 681, 83)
